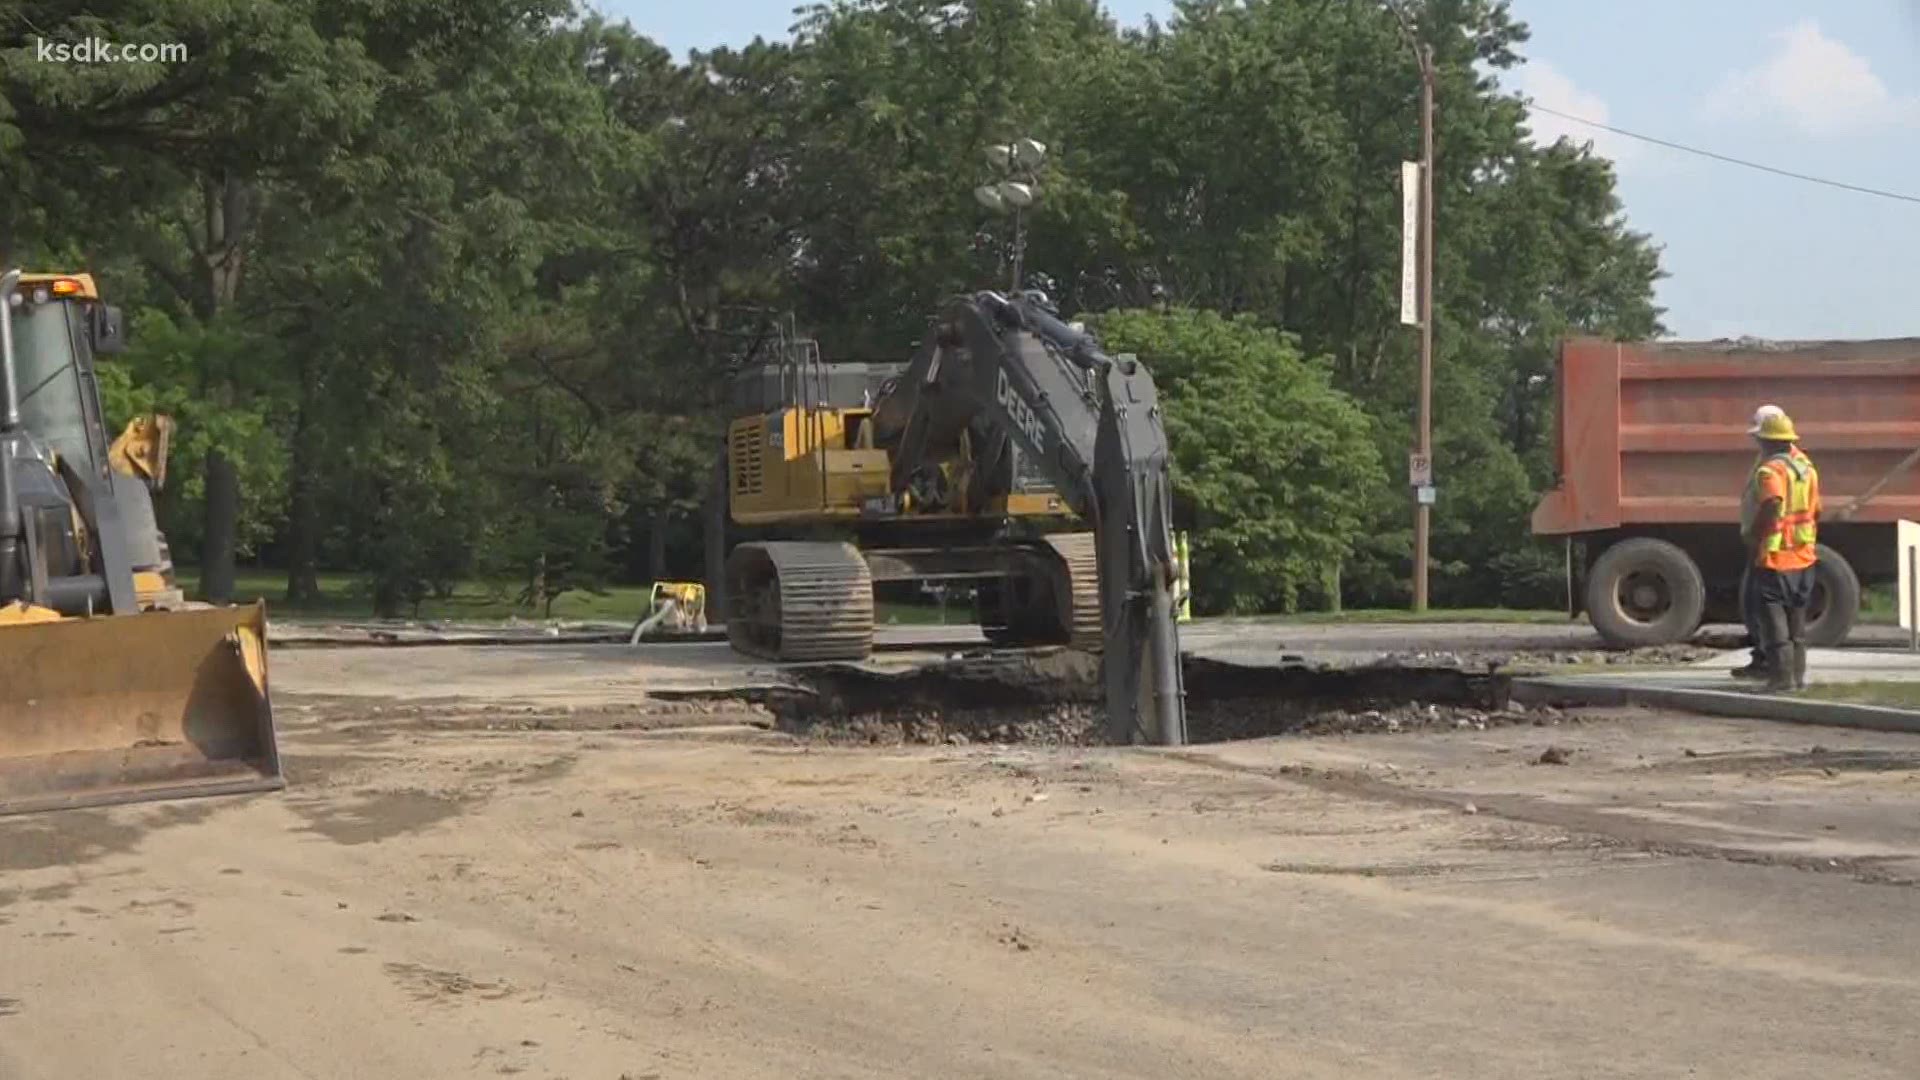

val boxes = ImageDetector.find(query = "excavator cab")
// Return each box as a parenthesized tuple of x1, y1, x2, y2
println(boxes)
(0, 269, 281, 816)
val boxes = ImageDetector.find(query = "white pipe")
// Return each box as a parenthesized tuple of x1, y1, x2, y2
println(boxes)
(629, 599, 678, 646)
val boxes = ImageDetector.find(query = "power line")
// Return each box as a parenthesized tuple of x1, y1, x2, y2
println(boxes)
(1528, 103, 1920, 206)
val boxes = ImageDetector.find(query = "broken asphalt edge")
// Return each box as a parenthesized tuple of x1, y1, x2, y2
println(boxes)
(1513, 677, 1920, 735)
(263, 622, 730, 649)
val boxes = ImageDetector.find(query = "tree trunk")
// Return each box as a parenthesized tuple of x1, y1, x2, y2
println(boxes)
(200, 171, 254, 318)
(201, 449, 239, 604)
(648, 507, 670, 584)
(372, 579, 400, 620)
(284, 465, 320, 604)
(284, 359, 321, 604)
(705, 449, 728, 612)
(192, 170, 257, 599)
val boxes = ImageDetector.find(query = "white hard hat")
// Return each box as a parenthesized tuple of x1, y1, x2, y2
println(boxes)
(1747, 403, 1785, 435)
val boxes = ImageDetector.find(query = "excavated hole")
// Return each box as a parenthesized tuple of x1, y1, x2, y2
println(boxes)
(661, 651, 1528, 747)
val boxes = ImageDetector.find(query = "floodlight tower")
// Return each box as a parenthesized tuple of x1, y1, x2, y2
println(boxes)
(974, 137, 1047, 294)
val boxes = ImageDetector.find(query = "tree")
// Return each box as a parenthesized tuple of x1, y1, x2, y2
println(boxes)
(1038, 0, 1661, 607)
(3, 0, 1667, 618)
(1093, 308, 1380, 613)
(3, 0, 398, 601)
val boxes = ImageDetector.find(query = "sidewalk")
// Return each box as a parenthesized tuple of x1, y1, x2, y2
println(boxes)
(1517, 645, 1920, 734)
(1576, 645, 1920, 690)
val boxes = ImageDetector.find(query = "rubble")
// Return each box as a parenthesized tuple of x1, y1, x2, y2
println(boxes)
(1380, 642, 1717, 671)
(762, 652, 1530, 747)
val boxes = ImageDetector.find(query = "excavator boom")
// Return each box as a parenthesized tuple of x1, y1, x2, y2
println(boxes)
(877, 292, 1187, 744)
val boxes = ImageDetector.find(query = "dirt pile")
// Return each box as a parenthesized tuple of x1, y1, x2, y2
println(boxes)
(1193, 698, 1571, 743)
(764, 652, 1519, 746)
(1381, 643, 1717, 671)
(789, 704, 1104, 747)
(756, 650, 1106, 746)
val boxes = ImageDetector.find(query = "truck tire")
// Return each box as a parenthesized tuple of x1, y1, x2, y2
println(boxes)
(1805, 544, 1860, 647)
(1586, 538, 1706, 648)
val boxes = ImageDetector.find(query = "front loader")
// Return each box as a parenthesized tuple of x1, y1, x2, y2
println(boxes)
(0, 268, 280, 816)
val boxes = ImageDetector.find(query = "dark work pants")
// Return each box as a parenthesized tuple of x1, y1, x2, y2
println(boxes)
(1746, 565, 1814, 657)
(1741, 568, 1763, 664)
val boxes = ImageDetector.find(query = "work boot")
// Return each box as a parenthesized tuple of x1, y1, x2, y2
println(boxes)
(1792, 643, 1809, 691)
(1764, 647, 1795, 693)
(1729, 652, 1768, 680)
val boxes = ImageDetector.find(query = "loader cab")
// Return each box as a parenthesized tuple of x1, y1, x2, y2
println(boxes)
(6, 274, 125, 477)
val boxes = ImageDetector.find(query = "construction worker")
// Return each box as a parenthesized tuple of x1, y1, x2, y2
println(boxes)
(1731, 405, 1798, 678)
(1167, 530, 1182, 622)
(1739, 407, 1821, 691)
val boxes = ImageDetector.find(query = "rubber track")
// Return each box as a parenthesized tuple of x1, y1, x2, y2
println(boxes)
(1043, 532, 1103, 653)
(728, 541, 874, 662)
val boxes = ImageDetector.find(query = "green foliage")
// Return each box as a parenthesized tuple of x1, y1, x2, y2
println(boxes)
(4, 0, 1665, 616)
(95, 310, 287, 559)
(1094, 309, 1379, 614)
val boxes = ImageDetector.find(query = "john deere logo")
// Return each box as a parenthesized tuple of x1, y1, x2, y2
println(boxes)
(996, 369, 1046, 453)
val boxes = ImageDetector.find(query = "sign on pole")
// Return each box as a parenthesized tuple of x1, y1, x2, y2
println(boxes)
(1400, 161, 1420, 327)
(1408, 451, 1432, 488)
(1900, 519, 1919, 650)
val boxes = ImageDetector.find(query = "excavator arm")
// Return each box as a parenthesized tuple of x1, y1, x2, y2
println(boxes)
(875, 291, 1187, 745)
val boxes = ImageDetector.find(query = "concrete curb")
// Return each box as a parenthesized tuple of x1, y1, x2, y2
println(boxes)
(1513, 677, 1920, 735)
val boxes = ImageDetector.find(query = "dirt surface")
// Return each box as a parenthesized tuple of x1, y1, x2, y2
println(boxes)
(265, 618, 1685, 712)
(4, 644, 1920, 1078)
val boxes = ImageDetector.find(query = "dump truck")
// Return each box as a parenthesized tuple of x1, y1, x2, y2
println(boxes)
(710, 292, 1185, 745)
(1532, 336, 1920, 647)
(0, 268, 281, 815)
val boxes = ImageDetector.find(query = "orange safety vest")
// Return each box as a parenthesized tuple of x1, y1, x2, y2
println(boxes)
(1751, 451, 1820, 571)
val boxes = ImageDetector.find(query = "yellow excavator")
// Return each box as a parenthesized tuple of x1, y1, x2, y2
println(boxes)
(0, 268, 280, 816)
(715, 292, 1187, 745)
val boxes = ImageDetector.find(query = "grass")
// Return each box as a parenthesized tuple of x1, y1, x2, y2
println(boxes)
(196, 566, 958, 626)
(1801, 681, 1920, 710)
(1237, 607, 1567, 625)
(1861, 584, 1899, 624)
(193, 566, 1579, 627)
(203, 566, 654, 622)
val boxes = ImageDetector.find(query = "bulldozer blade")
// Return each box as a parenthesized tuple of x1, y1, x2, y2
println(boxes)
(0, 601, 281, 817)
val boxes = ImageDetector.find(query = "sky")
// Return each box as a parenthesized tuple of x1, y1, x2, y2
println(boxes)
(596, 0, 1920, 341)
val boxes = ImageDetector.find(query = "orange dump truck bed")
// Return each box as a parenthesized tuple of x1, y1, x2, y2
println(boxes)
(1531, 337, 1920, 646)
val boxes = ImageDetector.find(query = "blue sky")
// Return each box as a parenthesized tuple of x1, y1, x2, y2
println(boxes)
(597, 0, 1920, 340)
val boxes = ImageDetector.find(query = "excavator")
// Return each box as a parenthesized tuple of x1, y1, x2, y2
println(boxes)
(717, 291, 1186, 745)
(0, 268, 280, 815)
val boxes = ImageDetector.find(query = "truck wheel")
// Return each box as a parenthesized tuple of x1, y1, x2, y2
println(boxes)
(1586, 538, 1706, 647)
(1805, 545, 1860, 647)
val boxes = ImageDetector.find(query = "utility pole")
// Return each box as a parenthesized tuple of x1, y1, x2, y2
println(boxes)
(1390, 0, 1438, 613)
(1414, 42, 1435, 612)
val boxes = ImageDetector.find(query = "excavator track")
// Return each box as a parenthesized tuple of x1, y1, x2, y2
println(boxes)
(1043, 532, 1103, 652)
(977, 532, 1102, 652)
(725, 541, 874, 662)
